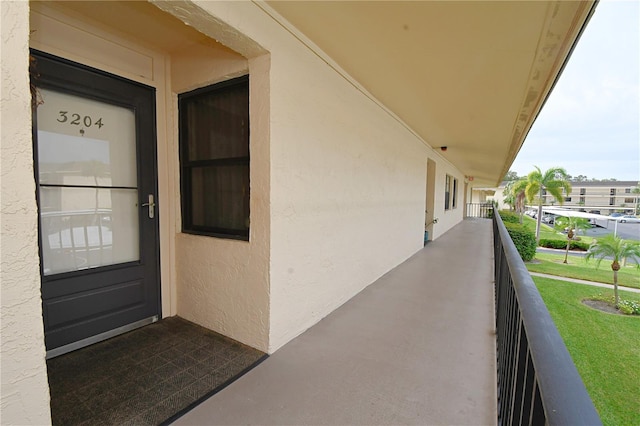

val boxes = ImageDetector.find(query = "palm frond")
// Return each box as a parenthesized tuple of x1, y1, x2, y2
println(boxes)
(546, 186, 565, 205)
(586, 234, 627, 266)
(525, 183, 539, 204)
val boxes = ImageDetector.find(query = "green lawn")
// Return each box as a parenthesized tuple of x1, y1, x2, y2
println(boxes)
(527, 252, 640, 290)
(520, 215, 566, 241)
(534, 277, 640, 425)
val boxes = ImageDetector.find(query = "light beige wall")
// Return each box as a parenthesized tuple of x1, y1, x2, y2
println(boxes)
(174, 1, 468, 352)
(268, 55, 428, 349)
(171, 45, 272, 352)
(1, 2, 52, 424)
(489, 187, 508, 210)
(431, 164, 465, 240)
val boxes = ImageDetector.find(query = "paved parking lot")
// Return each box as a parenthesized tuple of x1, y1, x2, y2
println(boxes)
(588, 220, 640, 241)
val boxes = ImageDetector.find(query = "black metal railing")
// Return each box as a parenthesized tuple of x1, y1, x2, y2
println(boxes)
(493, 211, 601, 425)
(467, 202, 494, 218)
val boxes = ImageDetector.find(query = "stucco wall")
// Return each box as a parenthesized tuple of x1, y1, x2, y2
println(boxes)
(431, 164, 466, 240)
(170, 1, 468, 352)
(267, 44, 431, 350)
(171, 46, 271, 353)
(1, 2, 52, 423)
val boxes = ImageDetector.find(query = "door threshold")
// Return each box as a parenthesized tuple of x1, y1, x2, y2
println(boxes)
(46, 315, 158, 359)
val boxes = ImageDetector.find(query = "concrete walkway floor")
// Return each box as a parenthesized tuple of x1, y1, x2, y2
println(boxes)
(175, 219, 497, 425)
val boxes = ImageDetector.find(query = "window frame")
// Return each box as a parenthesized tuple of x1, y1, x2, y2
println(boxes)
(444, 175, 458, 210)
(178, 75, 250, 241)
(445, 175, 451, 210)
(452, 177, 458, 209)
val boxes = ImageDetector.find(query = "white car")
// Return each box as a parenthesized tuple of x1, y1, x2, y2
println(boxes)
(618, 215, 640, 223)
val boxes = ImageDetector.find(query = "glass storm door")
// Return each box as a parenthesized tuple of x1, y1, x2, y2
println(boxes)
(32, 51, 160, 356)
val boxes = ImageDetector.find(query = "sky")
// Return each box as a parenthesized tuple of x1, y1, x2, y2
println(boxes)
(509, 0, 640, 182)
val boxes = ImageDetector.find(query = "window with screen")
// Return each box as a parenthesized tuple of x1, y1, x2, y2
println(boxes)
(179, 76, 250, 240)
(445, 175, 458, 210)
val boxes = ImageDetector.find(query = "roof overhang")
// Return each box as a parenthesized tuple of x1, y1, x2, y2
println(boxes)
(265, 1, 598, 186)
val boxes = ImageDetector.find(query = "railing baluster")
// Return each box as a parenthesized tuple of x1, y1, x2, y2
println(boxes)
(466, 202, 494, 218)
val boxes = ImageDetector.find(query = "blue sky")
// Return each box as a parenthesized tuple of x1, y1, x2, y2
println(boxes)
(510, 0, 639, 182)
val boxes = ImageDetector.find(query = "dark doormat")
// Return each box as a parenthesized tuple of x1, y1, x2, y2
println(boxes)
(47, 316, 267, 426)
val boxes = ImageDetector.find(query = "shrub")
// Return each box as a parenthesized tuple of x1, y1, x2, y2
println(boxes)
(619, 300, 640, 315)
(504, 222, 537, 261)
(539, 238, 565, 249)
(539, 238, 589, 251)
(570, 241, 590, 251)
(499, 210, 520, 224)
(589, 294, 640, 315)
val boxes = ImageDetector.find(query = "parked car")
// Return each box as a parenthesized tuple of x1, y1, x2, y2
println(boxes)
(610, 212, 624, 218)
(541, 214, 556, 225)
(618, 215, 640, 223)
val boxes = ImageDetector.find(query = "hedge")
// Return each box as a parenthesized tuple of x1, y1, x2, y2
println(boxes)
(499, 210, 520, 224)
(504, 222, 537, 261)
(538, 238, 590, 251)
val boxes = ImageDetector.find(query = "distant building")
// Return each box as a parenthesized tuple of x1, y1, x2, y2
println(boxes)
(484, 180, 640, 215)
(559, 181, 639, 214)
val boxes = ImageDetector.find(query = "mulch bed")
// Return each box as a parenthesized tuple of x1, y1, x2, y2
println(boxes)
(582, 299, 624, 315)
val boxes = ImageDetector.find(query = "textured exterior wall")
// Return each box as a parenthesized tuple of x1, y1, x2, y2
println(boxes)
(171, 47, 271, 352)
(430, 163, 466, 240)
(267, 46, 430, 350)
(1, 2, 52, 424)
(179, 1, 467, 352)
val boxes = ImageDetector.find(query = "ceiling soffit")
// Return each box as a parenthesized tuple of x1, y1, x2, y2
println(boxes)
(266, 1, 597, 186)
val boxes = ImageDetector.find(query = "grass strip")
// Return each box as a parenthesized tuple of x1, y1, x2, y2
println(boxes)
(527, 252, 640, 290)
(533, 277, 640, 426)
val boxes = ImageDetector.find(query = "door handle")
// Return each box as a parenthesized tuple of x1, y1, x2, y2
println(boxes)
(142, 194, 156, 219)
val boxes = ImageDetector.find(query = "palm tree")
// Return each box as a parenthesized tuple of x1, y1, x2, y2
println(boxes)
(523, 166, 571, 242)
(585, 234, 640, 309)
(553, 216, 591, 263)
(511, 179, 528, 224)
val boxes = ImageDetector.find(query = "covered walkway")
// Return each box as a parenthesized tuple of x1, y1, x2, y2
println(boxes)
(175, 219, 497, 425)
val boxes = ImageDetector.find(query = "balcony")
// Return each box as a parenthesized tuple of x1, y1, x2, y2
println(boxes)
(175, 217, 497, 425)
(173, 215, 600, 425)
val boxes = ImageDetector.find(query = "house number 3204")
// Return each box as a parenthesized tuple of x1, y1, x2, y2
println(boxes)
(57, 111, 104, 129)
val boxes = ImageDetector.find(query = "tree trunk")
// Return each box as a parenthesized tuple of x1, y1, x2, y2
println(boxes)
(535, 188, 543, 243)
(612, 260, 620, 309)
(614, 270, 619, 309)
(563, 227, 574, 264)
